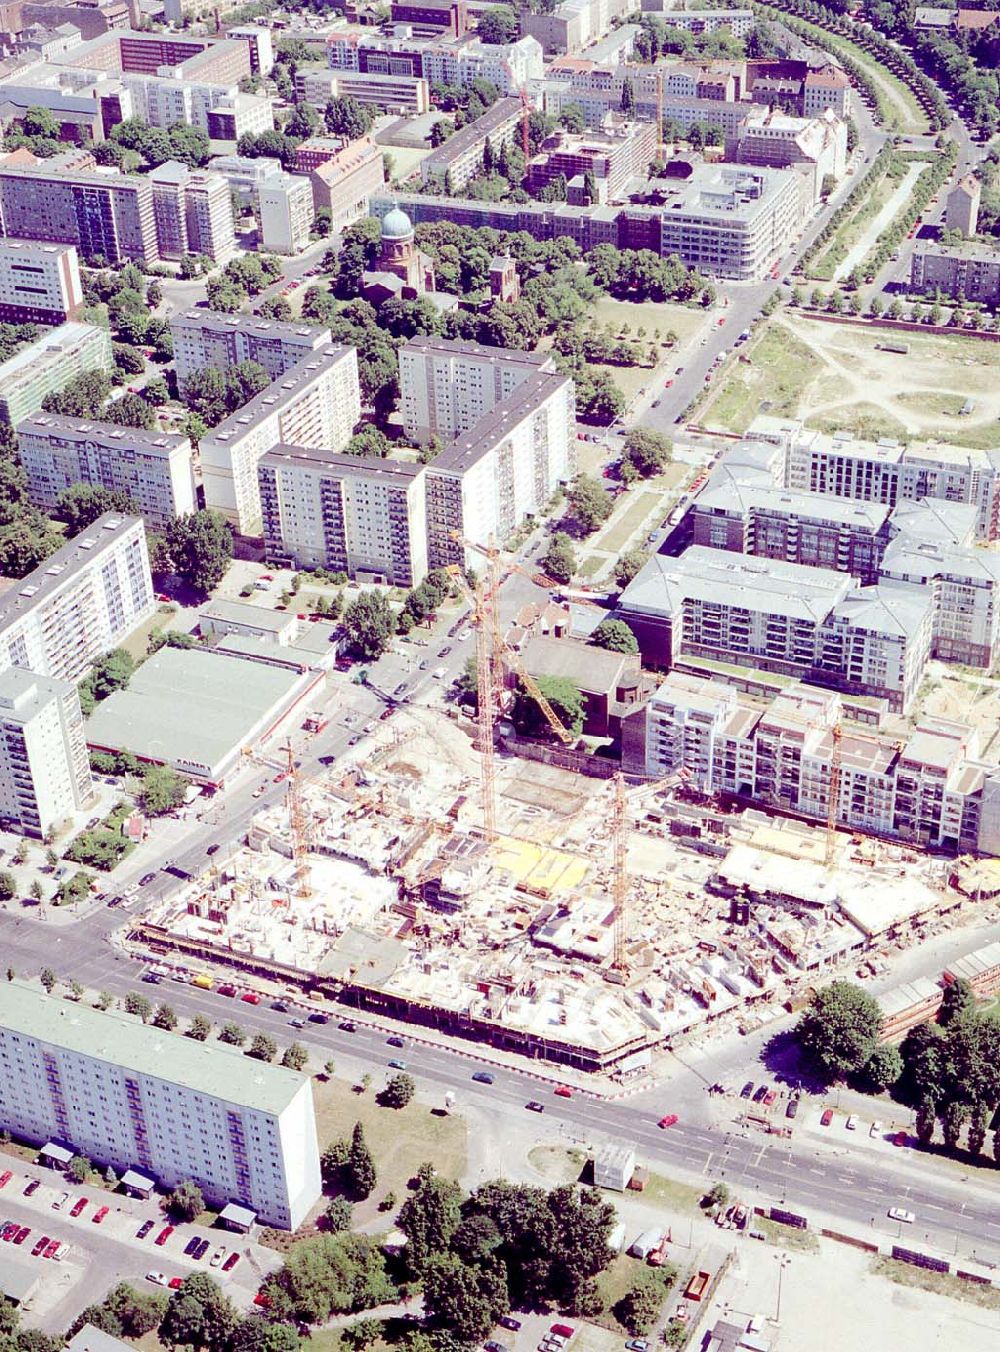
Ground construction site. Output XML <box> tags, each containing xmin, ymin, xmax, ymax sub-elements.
<box><xmin>128</xmin><ymin>552</ymin><xmax>975</xmax><ymax>1075</ymax></box>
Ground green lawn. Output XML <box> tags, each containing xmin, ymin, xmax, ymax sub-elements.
<box><xmin>119</xmin><ymin>604</ymin><xmax>179</xmax><ymax>662</ymax></box>
<box><xmin>807</xmin><ymin>164</ymin><xmax>900</xmax><ymax>281</ymax></box>
<box><xmin>589</xmin><ymin>297</ymin><xmax>707</xmax><ymax>348</ymax></box>
<box><xmin>594</xmin><ymin>1253</ymin><xmax>679</xmax><ymax>1336</ymax></box>
<box><xmin>597</xmin><ymin>491</ymin><xmax>663</xmax><ymax>554</ymax></box>
<box><xmin>701</xmin><ymin>324</ymin><xmax>820</xmax><ymax>433</ymax></box>
<box><xmin>640</xmin><ymin>1172</ymin><xmax>703</xmax><ymax>1215</ymax></box>
<box><xmin>753</xmin><ymin>1215</ymin><xmax>819</xmax><ymax>1253</ymax></box>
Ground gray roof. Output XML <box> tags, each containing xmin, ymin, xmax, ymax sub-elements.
<box><xmin>0</xmin><ymin>514</ymin><xmax>141</xmax><ymax>636</ymax></box>
<box><xmin>203</xmin><ymin>346</ymin><xmax>355</xmax><ymax>446</ymax></box>
<box><xmin>200</xmin><ymin>599</ymin><xmax>297</xmax><ymax>634</ymax></box>
<box><xmin>263</xmin><ymin>443</ymin><xmax>424</xmax><ymax>484</ymax></box>
<box><xmin>0</xmin><ymin>981</ymin><xmax>308</xmax><ymax>1116</ymax></box>
<box><xmin>522</xmin><ymin>634</ymin><xmax>633</xmax><ymax>696</ymax></box>
<box><xmin>832</xmin><ymin>582</ymin><xmax>933</xmax><ymax>641</ymax></box>
<box><xmin>17</xmin><ymin>412</ymin><xmax>186</xmax><ymax>456</ymax></box>
<box><xmin>695</xmin><ymin>477</ymin><xmax>891</xmax><ymax>531</ymax></box>
<box><xmin>0</xmin><ymin>1249</ymin><xmax>39</xmax><ymax>1305</ymax></box>
<box><xmin>402</xmin><ymin>334</ymin><xmax>552</xmax><ymax>369</ymax></box>
<box><xmin>0</xmin><ymin>321</ymin><xmax>106</xmax><ymax>386</ymax></box>
<box><xmin>888</xmin><ymin>498</ymin><xmax>977</xmax><ymax>546</ymax></box>
<box><xmin>66</xmin><ymin>1326</ymin><xmax>134</xmax><ymax>1352</ymax></box>
<box><xmin>431</xmin><ymin>372</ymin><xmax>572</xmax><ymax>477</ymax></box>
<box><xmin>170</xmin><ymin>309</ymin><xmax>331</xmax><ymax>346</ymax></box>
<box><xmin>421</xmin><ymin>96</ymin><xmax>521</xmax><ymax>173</ymax></box>
<box><xmin>880</xmin><ymin>536</ymin><xmax>1000</xmax><ymax>588</ymax></box>
<box><xmin>85</xmin><ymin>645</ymin><xmax>310</xmax><ymax>776</ymax></box>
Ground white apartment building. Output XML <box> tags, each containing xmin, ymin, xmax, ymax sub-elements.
<box><xmin>0</xmin><ymin>984</ymin><xmax>322</xmax><ymax>1229</ymax></box>
<box><xmin>0</xmin><ymin>240</ymin><xmax>82</xmax><ymax>326</ymax></box>
<box><xmin>200</xmin><ymin>347</ymin><xmax>361</xmax><ymax>536</ymax></box>
<box><xmin>765</xmin><ymin>419</ymin><xmax>1000</xmax><ymax>542</ymax></box>
<box><xmin>420</xmin><ymin>36</ymin><xmax>544</xmax><ymax>93</ymax></box>
<box><xmin>294</xmin><ymin>68</ymin><xmax>430</xmax><ymax>115</ymax></box>
<box><xmin>0</xmin><ymin>668</ymin><xmax>92</xmax><ymax>838</ymax></box>
<box><xmin>0</xmin><ymin>322</ymin><xmax>113</xmax><ymax>428</ymax></box>
<box><xmin>425</xmin><ymin>369</ymin><xmax>576</xmax><ymax>569</ymax></box>
<box><xmin>170</xmin><ymin>311</ymin><xmax>333</xmax><ymax>393</ymax></box>
<box><xmin>258</xmin><ymin>172</ymin><xmax>313</xmax><ymax>255</ymax></box>
<box><xmin>644</xmin><ymin>672</ymin><xmax>1000</xmax><ymax>856</ymax></box>
<box><xmin>0</xmin><ymin>514</ymin><xmax>154</xmax><ymax>685</ymax></box>
<box><xmin>399</xmin><ymin>335</ymin><xmax>556</xmax><ymax>442</ymax></box>
<box><xmin>206</xmin><ymin>155</ymin><xmax>287</xmax><ymax>207</ymax></box>
<box><xmin>259</xmin><ymin>445</ymin><xmax>428</xmax><ymax>587</ymax></box>
<box><xmin>149</xmin><ymin>162</ymin><xmax>236</xmax><ymax>263</ymax></box>
<box><xmin>16</xmin><ymin>414</ymin><xmax>196</xmax><ymax>529</ymax></box>
<box><xmin>121</xmin><ymin>74</ymin><xmax>274</xmax><ymax>142</ymax></box>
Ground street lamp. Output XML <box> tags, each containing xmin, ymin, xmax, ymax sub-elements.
<box><xmin>773</xmin><ymin>1253</ymin><xmax>790</xmax><ymax>1325</ymax></box>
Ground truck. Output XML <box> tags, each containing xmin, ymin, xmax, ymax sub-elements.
<box><xmin>443</xmin><ymin>1091</ymin><xmax>457</xmax><ymax>1114</ymax></box>
<box><xmin>303</xmin><ymin>710</ymin><xmax>329</xmax><ymax>734</ymax></box>
<box><xmin>684</xmin><ymin>1270</ymin><xmax>711</xmax><ymax>1302</ymax></box>
<box><xmin>647</xmin><ymin>1236</ymin><xmax>671</xmax><ymax>1267</ymax></box>
<box><xmin>629</xmin><ymin>1228</ymin><xmax>664</xmax><ymax>1260</ymax></box>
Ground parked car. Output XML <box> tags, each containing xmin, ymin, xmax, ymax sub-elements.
<box><xmin>892</xmin><ymin>1130</ymin><xmax>908</xmax><ymax>1147</ymax></box>
<box><xmin>740</xmin><ymin>1082</ymin><xmax>754</xmax><ymax>1099</ymax></box>
<box><xmin>785</xmin><ymin>1099</ymin><xmax>799</xmax><ymax>1120</ymax></box>
<box><xmin>387</xmin><ymin>1035</ymin><xmax>406</xmax><ymax>1048</ymax></box>
<box><xmin>169</xmin><ymin>1277</ymin><xmax>183</xmax><ymax>1290</ymax></box>
<box><xmin>136</xmin><ymin>1219</ymin><xmax>155</xmax><ymax>1239</ymax></box>
<box><xmin>13</xmin><ymin>1227</ymin><xmax>29</xmax><ymax>1245</ymax></box>
<box><xmin>146</xmin><ymin>1271</ymin><xmax>168</xmax><ymax>1286</ymax></box>
<box><xmin>31</xmin><ymin>1236</ymin><xmax>49</xmax><ymax>1257</ymax></box>
<box><xmin>553</xmin><ymin>1085</ymin><xmax>573</xmax><ymax>1098</ymax></box>
<box><xmin>338</xmin><ymin>1021</ymin><xmax>357</xmax><ymax>1032</ymax></box>
<box><xmin>92</xmin><ymin>1205</ymin><xmax>109</xmax><ymax>1224</ymax></box>
<box><xmin>210</xmin><ymin>1246</ymin><xmax>227</xmax><ymax>1267</ymax></box>
<box><xmin>222</xmin><ymin>1252</ymin><xmax>240</xmax><ymax>1273</ymax></box>
<box><xmin>69</xmin><ymin>1197</ymin><xmax>87</xmax><ymax>1219</ymax></box>
<box><xmin>763</xmin><ymin>1090</ymin><xmax>777</xmax><ymax>1107</ymax></box>
<box><xmin>0</xmin><ymin>1171</ymin><xmax>12</xmax><ymax>1190</ymax></box>
<box><xmin>499</xmin><ymin>1316</ymin><xmax>522</xmax><ymax>1331</ymax></box>
<box><xmin>525</xmin><ymin>1101</ymin><xmax>545</xmax><ymax>1113</ymax></box>
<box><xmin>139</xmin><ymin>872</ymin><xmax>157</xmax><ymax>886</ymax></box>
<box><xmin>43</xmin><ymin>1239</ymin><xmax>59</xmax><ymax>1259</ymax></box>
<box><xmin>23</xmin><ymin>1179</ymin><xmax>39</xmax><ymax>1197</ymax></box>
<box><xmin>217</xmin><ymin>984</ymin><xmax>237</xmax><ymax>998</ymax></box>
<box><xmin>753</xmin><ymin>1085</ymin><xmax>768</xmax><ymax>1103</ymax></box>
<box><xmin>820</xmin><ymin>1108</ymin><xmax>834</xmax><ymax>1127</ymax></box>
<box><xmin>308</xmin><ymin>1012</ymin><xmax>328</xmax><ymax>1024</ymax></box>
<box><xmin>888</xmin><ymin>1207</ymin><xmax>915</xmax><ymax>1224</ymax></box>
<box><xmin>184</xmin><ymin>1237</ymin><xmax>200</xmax><ymax>1257</ymax></box>
<box><xmin>846</xmin><ymin>1114</ymin><xmax>858</xmax><ymax>1131</ymax></box>
<box><xmin>471</xmin><ymin>1071</ymin><xmax>495</xmax><ymax>1085</ymax></box>
<box><xmin>155</xmin><ymin>1224</ymin><xmax>174</xmax><ymax>1246</ymax></box>
<box><xmin>240</xmin><ymin>992</ymin><xmax>261</xmax><ymax>1005</ymax></box>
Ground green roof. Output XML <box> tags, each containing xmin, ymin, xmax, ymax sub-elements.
<box><xmin>0</xmin><ymin>983</ymin><xmax>308</xmax><ymax>1116</ymax></box>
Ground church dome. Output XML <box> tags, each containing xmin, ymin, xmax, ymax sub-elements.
<box><xmin>381</xmin><ymin>206</ymin><xmax>414</xmax><ymax>239</ymax></box>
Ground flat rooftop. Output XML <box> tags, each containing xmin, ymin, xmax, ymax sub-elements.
<box><xmin>203</xmin><ymin>345</ymin><xmax>355</xmax><ymax>445</ymax></box>
<box><xmin>264</xmin><ymin>443</ymin><xmax>424</xmax><ymax>484</ymax></box>
<box><xmin>17</xmin><ymin>411</ymin><xmax>186</xmax><ymax>455</ymax></box>
<box><xmin>0</xmin><ymin>982</ymin><xmax>308</xmax><ymax>1115</ymax></box>
<box><xmin>85</xmin><ymin>645</ymin><xmax>309</xmax><ymax>776</ymax></box>
<box><xmin>171</xmin><ymin>310</ymin><xmax>331</xmax><ymax>345</ymax></box>
<box><xmin>431</xmin><ymin>372</ymin><xmax>571</xmax><ymax>477</ymax></box>
<box><xmin>0</xmin><ymin>320</ymin><xmax>104</xmax><ymax>384</ymax></box>
<box><xmin>0</xmin><ymin>513</ymin><xmax>140</xmax><ymax>634</ymax></box>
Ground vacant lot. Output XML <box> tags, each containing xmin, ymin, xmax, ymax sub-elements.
<box><xmin>702</xmin><ymin>314</ymin><xmax>1000</xmax><ymax>447</ymax></box>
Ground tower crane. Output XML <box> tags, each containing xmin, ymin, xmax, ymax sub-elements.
<box><xmin>825</xmin><ymin>722</ymin><xmax>842</xmax><ymax>870</ymax></box>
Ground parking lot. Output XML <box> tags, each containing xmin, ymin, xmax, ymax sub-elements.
<box><xmin>0</xmin><ymin>1159</ymin><xmax>280</xmax><ymax>1333</ymax></box>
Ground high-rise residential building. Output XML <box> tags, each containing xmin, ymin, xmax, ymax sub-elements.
<box><xmin>0</xmin><ymin>983</ymin><xmax>322</xmax><ymax>1229</ymax></box>
<box><xmin>617</xmin><ymin>546</ymin><xmax>933</xmax><ymax>712</ymax></box>
<box><xmin>149</xmin><ymin>162</ymin><xmax>236</xmax><ymax>263</ymax></box>
<box><xmin>259</xmin><ymin>446</ymin><xmax>428</xmax><ymax>587</ymax></box>
<box><xmin>325</xmin><ymin>30</ymin><xmax>542</xmax><ymax>93</ymax></box>
<box><xmin>226</xmin><ymin>25</ymin><xmax>275</xmax><ymax>76</ymax></box>
<box><xmin>169</xmin><ymin>310</ymin><xmax>333</xmax><ymax>394</ymax></box>
<box><xmin>0</xmin><ymin>322</ymin><xmax>113</xmax><ymax>426</ymax></box>
<box><xmin>399</xmin><ymin>335</ymin><xmax>555</xmax><ymax>442</ymax></box>
<box><xmin>0</xmin><ymin>239</ymin><xmax>82</xmax><ymax>326</ymax></box>
<box><xmin>119</xmin><ymin>73</ymin><xmax>274</xmax><ymax>143</ymax></box>
<box><xmin>0</xmin><ymin>514</ymin><xmax>154</xmax><ymax>685</ymax></box>
<box><xmin>0</xmin><ymin>668</ymin><xmax>92</xmax><ymax>838</ymax></box>
<box><xmin>16</xmin><ymin>414</ymin><xmax>196</xmax><ymax>529</ymax></box>
<box><xmin>200</xmin><ymin>347</ymin><xmax>361</xmax><ymax>535</ymax></box>
<box><xmin>258</xmin><ymin>172</ymin><xmax>313</xmax><ymax>255</ymax></box>
<box><xmin>55</xmin><ymin>29</ymin><xmax>251</xmax><ymax>85</ymax></box>
<box><xmin>525</xmin><ymin>116</ymin><xmax>659</xmax><ymax>203</ymax></box>
<box><xmin>305</xmin><ymin>138</ymin><xmax>384</xmax><ymax>231</ymax></box>
<box><xmin>644</xmin><ymin>672</ymin><xmax>1000</xmax><ymax>856</ymax></box>
<box><xmin>424</xmin><ymin>369</ymin><xmax>576</xmax><ymax>569</ymax></box>
<box><xmin>0</xmin><ymin>156</ymin><xmax>159</xmax><ymax>264</ymax></box>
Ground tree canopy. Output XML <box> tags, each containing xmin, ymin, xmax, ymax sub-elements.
<box><xmin>512</xmin><ymin>676</ymin><xmax>584</xmax><ymax>739</ymax></box>
<box><xmin>796</xmin><ymin>981</ymin><xmax>883</xmax><ymax>1081</ymax></box>
<box><xmin>591</xmin><ymin>618</ymin><xmax>638</xmax><ymax>654</ymax></box>
<box><xmin>163</xmin><ymin>511</ymin><xmax>233</xmax><ymax>594</ymax></box>
<box><xmin>343</xmin><ymin>590</ymin><xmax>395</xmax><ymax>659</ymax></box>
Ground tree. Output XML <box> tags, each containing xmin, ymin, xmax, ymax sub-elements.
<box><xmin>282</xmin><ymin>1042</ymin><xmax>308</xmax><ymax>1071</ymax></box>
<box><xmin>169</xmin><ymin>1180</ymin><xmax>205</xmax><ymax>1223</ymax></box>
<box><xmin>67</xmin><ymin>1155</ymin><xmax>90</xmax><ymax>1184</ymax></box>
<box><xmin>512</xmin><ymin>675</ymin><xmax>584</xmax><ymax>739</ymax></box>
<box><xmin>219</xmin><ymin>1021</ymin><xmax>246</xmax><ymax>1046</ymax></box>
<box><xmin>938</xmin><ymin>977</ymin><xmax>975</xmax><ymax>1027</ymax></box>
<box><xmin>899</xmin><ymin>1022</ymin><xmax>946</xmax><ymax>1107</ymax></box>
<box><xmin>324</xmin><ymin>96</ymin><xmax>374</xmax><ymax>140</ymax></box>
<box><xmin>344</xmin><ymin>424</ymin><xmax>391</xmax><ymax>459</ymax></box>
<box><xmin>795</xmin><ymin>981</ymin><xmax>883</xmax><ymax>1080</ymax></box>
<box><xmin>325</xmin><ymin>1196</ymin><xmax>354</xmax><ymax>1233</ymax></box>
<box><xmin>137</xmin><ymin>764</ymin><xmax>188</xmax><ymax>816</ymax></box>
<box><xmin>30</xmin><ymin>879</ymin><xmax>44</xmax><ymax>904</ymax></box>
<box><xmin>423</xmin><ymin>1253</ymin><xmax>508</xmax><ymax>1343</ymax></box>
<box><xmin>152</xmin><ymin>1002</ymin><xmax>178</xmax><ymax>1031</ymax></box>
<box><xmin>568</xmin><ymin>474</ymin><xmax>613</xmax><ymax>533</ymax></box>
<box><xmin>346</xmin><ymin>1122</ymin><xmax>376</xmax><ymax>1200</ymax></box>
<box><xmin>616</xmin><ymin>1279</ymin><xmax>664</xmax><ymax>1336</ymax></box>
<box><xmin>249</xmin><ymin>1032</ymin><xmax>278</xmax><ymax>1062</ymax></box>
<box><xmin>268</xmin><ymin>1231</ymin><xmax>394</xmax><ymax>1322</ymax></box>
<box><xmin>187</xmin><ymin>1013</ymin><xmax>212</xmax><ymax>1041</ymax></box>
<box><xmin>124</xmin><ymin>991</ymin><xmax>153</xmax><ymax>1023</ymax></box>
<box><xmin>621</xmin><ymin>428</ymin><xmax>671</xmax><ymax>480</ymax></box>
<box><xmin>161</xmin><ymin>1272</ymin><xmax>237</xmax><ymax>1349</ymax></box>
<box><xmin>96</xmin><ymin>990</ymin><xmax>113</xmax><ymax>1011</ymax></box>
<box><xmin>543</xmin><ymin>531</ymin><xmax>577</xmax><ymax>584</ymax></box>
<box><xmin>941</xmin><ymin>1099</ymin><xmax>967</xmax><ymax>1151</ymax></box>
<box><xmin>343</xmin><ymin>590</ymin><xmax>395</xmax><ymax>660</ymax></box>
<box><xmin>0</xmin><ymin>872</ymin><xmax>15</xmax><ymax>901</ymax></box>
<box><xmin>967</xmin><ymin>1103</ymin><xmax>988</xmax><ymax>1157</ymax></box>
<box><xmin>163</xmin><ymin>511</ymin><xmax>233</xmax><ymax>595</ymax></box>
<box><xmin>379</xmin><ymin>1072</ymin><xmax>415</xmax><ymax>1109</ymax></box>
<box><xmin>915</xmin><ymin>1098</ymin><xmax>937</xmax><ymax>1146</ymax></box>
<box><xmin>614</xmin><ymin>550</ymin><xmax>647</xmax><ymax>591</ymax></box>
<box><xmin>57</xmin><ymin>485</ymin><xmax>137</xmax><ymax>534</ymax></box>
<box><xmin>104</xmin><ymin>392</ymin><xmax>157</xmax><ymax>430</ymax></box>
<box><xmin>858</xmin><ymin>1042</ymin><xmax>902</xmax><ymax>1094</ymax></box>
<box><xmin>477</xmin><ymin>4</ymin><xmax>518</xmax><ymax>44</ymax></box>
<box><xmin>591</xmin><ymin>618</ymin><xmax>638</xmax><ymax>654</ymax></box>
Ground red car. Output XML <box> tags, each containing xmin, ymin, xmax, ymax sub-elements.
<box><xmin>156</xmin><ymin>593</ymin><xmax>171</xmax><ymax>603</ymax></box>
<box><xmin>222</xmin><ymin>1252</ymin><xmax>240</xmax><ymax>1273</ymax></box>
<box><xmin>92</xmin><ymin>1206</ymin><xmax>109</xmax><ymax>1224</ymax></box>
<box><xmin>155</xmin><ymin>1225</ymin><xmax>173</xmax><ymax>1247</ymax></box>
<box><xmin>14</xmin><ymin>1227</ymin><xmax>29</xmax><ymax>1245</ymax></box>
<box><xmin>31</xmin><ymin>1236</ymin><xmax>49</xmax><ymax>1257</ymax></box>
<box><xmin>0</xmin><ymin>1171</ymin><xmax>11</xmax><ymax>1189</ymax></box>
<box><xmin>763</xmin><ymin>1090</ymin><xmax>777</xmax><ymax>1106</ymax></box>
<box><xmin>554</xmin><ymin>1085</ymin><xmax>573</xmax><ymax>1098</ymax></box>
<box><xmin>253</xmin><ymin>1292</ymin><xmax>271</xmax><ymax>1309</ymax></box>
<box><xmin>259</xmin><ymin>574</ymin><xmax>273</xmax><ymax>581</ymax></box>
<box><xmin>273</xmin><ymin>773</ymin><xmax>286</xmax><ymax>784</ymax></box>
<box><xmin>241</xmin><ymin>992</ymin><xmax>261</xmax><ymax>1005</ymax></box>
<box><xmin>169</xmin><ymin>1277</ymin><xmax>183</xmax><ymax>1290</ymax></box>
<box><xmin>43</xmin><ymin>1240</ymin><xmax>59</xmax><ymax>1259</ymax></box>
<box><xmin>658</xmin><ymin>1113</ymin><xmax>679</xmax><ymax>1129</ymax></box>
<box><xmin>551</xmin><ymin>1325</ymin><xmax>575</xmax><ymax>1339</ymax></box>
<box><xmin>892</xmin><ymin>1130</ymin><xmax>908</xmax><ymax>1147</ymax></box>
<box><xmin>218</xmin><ymin>984</ymin><xmax>237</xmax><ymax>997</ymax></box>
<box><xmin>821</xmin><ymin>1108</ymin><xmax>834</xmax><ymax>1127</ymax></box>
<box><xmin>717</xmin><ymin>316</ymin><xmax>725</xmax><ymax>326</ymax></box>
<box><xmin>70</xmin><ymin>1197</ymin><xmax>88</xmax><ymax>1218</ymax></box>
<box><xmin>664</xmin><ymin>378</ymin><xmax>673</xmax><ymax>388</ymax></box>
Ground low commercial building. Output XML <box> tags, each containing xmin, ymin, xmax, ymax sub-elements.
<box><xmin>0</xmin><ymin>239</ymin><xmax>82</xmax><ymax>326</ymax></box>
<box><xmin>149</xmin><ymin>161</ymin><xmax>236</xmax><ymax>263</ymax></box>
<box><xmin>644</xmin><ymin>671</ymin><xmax>1000</xmax><ymax>855</ymax></box>
<box><xmin>170</xmin><ymin>310</ymin><xmax>333</xmax><ymax>393</ymax></box>
<box><xmin>16</xmin><ymin>413</ymin><xmax>196</xmax><ymax>529</ymax></box>
<box><xmin>307</xmin><ymin>137</ymin><xmax>385</xmax><ymax>228</ymax></box>
<box><xmin>944</xmin><ymin>939</ymin><xmax>1000</xmax><ymax>998</ymax></box>
<box><xmin>200</xmin><ymin>346</ymin><xmax>361</xmax><ymax>536</ymax></box>
<box><xmin>259</xmin><ymin>445</ymin><xmax>428</xmax><ymax>587</ymax></box>
<box><xmin>425</xmin><ymin>369</ymin><xmax>576</xmax><ymax>569</ymax></box>
<box><xmin>0</xmin><ymin>321</ymin><xmax>112</xmax><ymax>426</ymax></box>
<box><xmin>0</xmin><ymin>514</ymin><xmax>154</xmax><ymax>686</ymax></box>
<box><xmin>909</xmin><ymin>241</ymin><xmax>1000</xmax><ymax>303</ymax></box>
<box><xmin>0</xmin><ymin>982</ymin><xmax>321</xmax><ymax>1229</ymax></box>
<box><xmin>0</xmin><ymin>667</ymin><xmax>92</xmax><ymax>838</ymax></box>
<box><xmin>617</xmin><ymin>546</ymin><xmax>933</xmax><ymax>712</ymax></box>
<box><xmin>420</xmin><ymin>96</ymin><xmax>522</xmax><ymax>191</ymax></box>
<box><xmin>592</xmin><ymin>1143</ymin><xmax>635</xmax><ymax>1190</ymax></box>
<box><xmin>258</xmin><ymin>171</ymin><xmax>313</xmax><ymax>254</ymax></box>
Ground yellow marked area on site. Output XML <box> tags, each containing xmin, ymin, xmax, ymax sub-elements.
<box><xmin>491</xmin><ymin>835</ymin><xmax>591</xmax><ymax>895</ymax></box>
